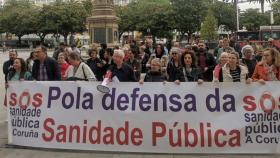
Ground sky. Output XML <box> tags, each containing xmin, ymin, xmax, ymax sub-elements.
<box><xmin>238</xmin><ymin>1</ymin><xmax>271</xmax><ymax>12</ymax></box>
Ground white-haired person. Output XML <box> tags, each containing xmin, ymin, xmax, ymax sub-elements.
<box><xmin>107</xmin><ymin>49</ymin><xmax>137</xmax><ymax>82</ymax></box>
<box><xmin>218</xmin><ymin>51</ymin><xmax>251</xmax><ymax>83</ymax></box>
<box><xmin>213</xmin><ymin>52</ymin><xmax>229</xmax><ymax>81</ymax></box>
<box><xmin>139</xmin><ymin>58</ymin><xmax>167</xmax><ymax>83</ymax></box>
<box><xmin>65</xmin><ymin>52</ymin><xmax>96</xmax><ymax>81</ymax></box>
<box><xmin>240</xmin><ymin>45</ymin><xmax>257</xmax><ymax>78</ymax></box>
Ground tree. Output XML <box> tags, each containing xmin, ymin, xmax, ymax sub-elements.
<box><xmin>116</xmin><ymin>0</ymin><xmax>174</xmax><ymax>41</ymax></box>
<box><xmin>210</xmin><ymin>1</ymin><xmax>236</xmax><ymax>31</ymax></box>
<box><xmin>240</xmin><ymin>8</ymin><xmax>270</xmax><ymax>31</ymax></box>
<box><xmin>82</xmin><ymin>0</ymin><xmax>94</xmax><ymax>16</ymax></box>
<box><xmin>1</xmin><ymin>0</ymin><xmax>37</xmax><ymax>46</ymax></box>
<box><xmin>200</xmin><ymin>10</ymin><xmax>218</xmax><ymax>42</ymax></box>
<box><xmin>48</xmin><ymin>0</ymin><xmax>88</xmax><ymax>44</ymax></box>
<box><xmin>170</xmin><ymin>0</ymin><xmax>208</xmax><ymax>41</ymax></box>
<box><xmin>272</xmin><ymin>1</ymin><xmax>280</xmax><ymax>25</ymax></box>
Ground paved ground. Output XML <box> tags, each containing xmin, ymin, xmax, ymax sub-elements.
<box><xmin>0</xmin><ymin>49</ymin><xmax>279</xmax><ymax>158</ymax></box>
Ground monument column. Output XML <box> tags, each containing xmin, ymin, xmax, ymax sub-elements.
<box><xmin>87</xmin><ymin>0</ymin><xmax>119</xmax><ymax>46</ymax></box>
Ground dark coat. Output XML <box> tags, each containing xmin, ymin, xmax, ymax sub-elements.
<box><xmin>32</xmin><ymin>57</ymin><xmax>61</xmax><ymax>81</ymax></box>
<box><xmin>144</xmin><ymin>71</ymin><xmax>166</xmax><ymax>82</ymax></box>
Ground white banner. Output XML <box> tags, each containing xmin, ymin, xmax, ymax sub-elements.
<box><xmin>7</xmin><ymin>81</ymin><xmax>280</xmax><ymax>153</ymax></box>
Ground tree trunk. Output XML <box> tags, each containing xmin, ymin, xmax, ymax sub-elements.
<box><xmin>63</xmin><ymin>33</ymin><xmax>68</xmax><ymax>44</ymax></box>
<box><xmin>17</xmin><ymin>35</ymin><xmax>22</xmax><ymax>47</ymax></box>
<box><xmin>261</xmin><ymin>0</ymin><xmax>264</xmax><ymax>13</ymax></box>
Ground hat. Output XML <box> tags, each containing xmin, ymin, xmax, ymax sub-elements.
<box><xmin>268</xmin><ymin>38</ymin><xmax>274</xmax><ymax>42</ymax></box>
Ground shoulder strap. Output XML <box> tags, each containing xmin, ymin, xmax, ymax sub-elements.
<box><xmin>82</xmin><ymin>64</ymin><xmax>87</xmax><ymax>80</ymax></box>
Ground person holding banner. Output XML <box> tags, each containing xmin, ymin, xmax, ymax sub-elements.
<box><xmin>7</xmin><ymin>58</ymin><xmax>32</xmax><ymax>81</ymax></box>
<box><xmin>213</xmin><ymin>52</ymin><xmax>229</xmax><ymax>81</ymax></box>
<box><xmin>107</xmin><ymin>49</ymin><xmax>136</xmax><ymax>82</ymax></box>
<box><xmin>139</xmin><ymin>58</ymin><xmax>167</xmax><ymax>83</ymax></box>
<box><xmin>218</xmin><ymin>51</ymin><xmax>250</xmax><ymax>83</ymax></box>
<box><xmin>65</xmin><ymin>52</ymin><xmax>96</xmax><ymax>81</ymax></box>
<box><xmin>167</xmin><ymin>47</ymin><xmax>185</xmax><ymax>84</ymax></box>
<box><xmin>181</xmin><ymin>50</ymin><xmax>204</xmax><ymax>84</ymax></box>
<box><xmin>252</xmin><ymin>48</ymin><xmax>280</xmax><ymax>84</ymax></box>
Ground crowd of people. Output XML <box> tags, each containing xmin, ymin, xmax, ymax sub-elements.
<box><xmin>3</xmin><ymin>37</ymin><xmax>280</xmax><ymax>88</ymax></box>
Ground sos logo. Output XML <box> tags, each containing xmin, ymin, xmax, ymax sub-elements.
<box><xmin>9</xmin><ymin>90</ymin><xmax>43</xmax><ymax>109</ymax></box>
<box><xmin>243</xmin><ymin>91</ymin><xmax>280</xmax><ymax>113</ymax></box>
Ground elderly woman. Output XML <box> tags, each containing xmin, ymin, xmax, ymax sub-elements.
<box><xmin>86</xmin><ymin>49</ymin><xmax>104</xmax><ymax>81</ymax></box>
<box><xmin>240</xmin><ymin>45</ymin><xmax>257</xmax><ymax>78</ymax></box>
<box><xmin>213</xmin><ymin>52</ymin><xmax>229</xmax><ymax>81</ymax></box>
<box><xmin>57</xmin><ymin>53</ymin><xmax>70</xmax><ymax>80</ymax></box>
<box><xmin>139</xmin><ymin>58</ymin><xmax>167</xmax><ymax>83</ymax></box>
<box><xmin>167</xmin><ymin>47</ymin><xmax>184</xmax><ymax>83</ymax></box>
<box><xmin>65</xmin><ymin>52</ymin><xmax>96</xmax><ymax>81</ymax></box>
<box><xmin>181</xmin><ymin>50</ymin><xmax>203</xmax><ymax>84</ymax></box>
<box><xmin>219</xmin><ymin>52</ymin><xmax>250</xmax><ymax>82</ymax></box>
<box><xmin>252</xmin><ymin>48</ymin><xmax>280</xmax><ymax>83</ymax></box>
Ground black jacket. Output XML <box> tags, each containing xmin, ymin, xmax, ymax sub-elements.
<box><xmin>3</xmin><ymin>60</ymin><xmax>14</xmax><ymax>82</ymax></box>
<box><xmin>32</xmin><ymin>57</ymin><xmax>61</xmax><ymax>81</ymax></box>
<box><xmin>144</xmin><ymin>71</ymin><xmax>166</xmax><ymax>82</ymax></box>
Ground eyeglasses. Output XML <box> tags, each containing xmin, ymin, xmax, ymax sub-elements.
<box><xmin>172</xmin><ymin>53</ymin><xmax>178</xmax><ymax>55</ymax></box>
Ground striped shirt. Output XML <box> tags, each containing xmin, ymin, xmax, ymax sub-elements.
<box><xmin>38</xmin><ymin>63</ymin><xmax>48</xmax><ymax>81</ymax></box>
<box><xmin>230</xmin><ymin>69</ymin><xmax>240</xmax><ymax>82</ymax></box>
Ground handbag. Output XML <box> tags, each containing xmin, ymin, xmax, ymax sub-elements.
<box><xmin>66</xmin><ymin>65</ymin><xmax>88</xmax><ymax>81</ymax></box>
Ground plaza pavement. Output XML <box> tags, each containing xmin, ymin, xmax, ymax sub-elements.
<box><xmin>0</xmin><ymin>49</ymin><xmax>279</xmax><ymax>158</ymax></box>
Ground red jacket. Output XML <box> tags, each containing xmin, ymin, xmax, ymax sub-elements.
<box><xmin>252</xmin><ymin>62</ymin><xmax>280</xmax><ymax>81</ymax></box>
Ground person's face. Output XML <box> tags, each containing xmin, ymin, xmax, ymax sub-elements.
<box><xmin>224</xmin><ymin>41</ymin><xmax>229</xmax><ymax>47</ymax></box>
<box><xmin>58</xmin><ymin>55</ymin><xmax>65</xmax><ymax>64</ymax></box>
<box><xmin>228</xmin><ymin>53</ymin><xmax>238</xmax><ymax>67</ymax></box>
<box><xmin>171</xmin><ymin>51</ymin><xmax>179</xmax><ymax>59</ymax></box>
<box><xmin>244</xmin><ymin>50</ymin><xmax>253</xmax><ymax>59</ymax></box>
<box><xmin>220</xmin><ymin>53</ymin><xmax>229</xmax><ymax>66</ymax></box>
<box><xmin>263</xmin><ymin>50</ymin><xmax>273</xmax><ymax>64</ymax></box>
<box><xmin>256</xmin><ymin>50</ymin><xmax>263</xmax><ymax>56</ymax></box>
<box><xmin>128</xmin><ymin>51</ymin><xmax>134</xmax><ymax>59</ymax></box>
<box><xmin>34</xmin><ymin>47</ymin><xmax>45</xmax><ymax>60</ymax></box>
<box><xmin>219</xmin><ymin>41</ymin><xmax>224</xmax><ymax>47</ymax></box>
<box><xmin>113</xmin><ymin>54</ymin><xmax>123</xmax><ymax>65</ymax></box>
<box><xmin>184</xmin><ymin>54</ymin><xmax>192</xmax><ymax>66</ymax></box>
<box><xmin>156</xmin><ymin>45</ymin><xmax>162</xmax><ymax>53</ymax></box>
<box><xmin>90</xmin><ymin>51</ymin><xmax>97</xmax><ymax>59</ymax></box>
<box><xmin>13</xmin><ymin>59</ymin><xmax>21</xmax><ymax>70</ymax></box>
<box><xmin>198</xmin><ymin>43</ymin><xmax>205</xmax><ymax>49</ymax></box>
<box><xmin>9</xmin><ymin>51</ymin><xmax>17</xmax><ymax>61</ymax></box>
<box><xmin>150</xmin><ymin>60</ymin><xmax>161</xmax><ymax>72</ymax></box>
<box><xmin>104</xmin><ymin>52</ymin><xmax>109</xmax><ymax>59</ymax></box>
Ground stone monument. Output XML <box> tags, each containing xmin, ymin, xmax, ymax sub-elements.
<box><xmin>87</xmin><ymin>0</ymin><xmax>119</xmax><ymax>46</ymax></box>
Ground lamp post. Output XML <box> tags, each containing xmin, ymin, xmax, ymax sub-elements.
<box><xmin>236</xmin><ymin>0</ymin><xmax>240</xmax><ymax>31</ymax></box>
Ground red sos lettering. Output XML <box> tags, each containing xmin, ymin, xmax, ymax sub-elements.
<box><xmin>243</xmin><ymin>91</ymin><xmax>280</xmax><ymax>113</ymax></box>
<box><xmin>9</xmin><ymin>90</ymin><xmax>43</xmax><ymax>109</ymax></box>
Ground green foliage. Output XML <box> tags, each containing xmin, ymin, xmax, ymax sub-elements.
<box><xmin>200</xmin><ymin>10</ymin><xmax>218</xmax><ymax>42</ymax></box>
<box><xmin>170</xmin><ymin>0</ymin><xmax>207</xmax><ymax>40</ymax></box>
<box><xmin>272</xmin><ymin>1</ymin><xmax>280</xmax><ymax>25</ymax></box>
<box><xmin>1</xmin><ymin>0</ymin><xmax>37</xmax><ymax>44</ymax></box>
<box><xmin>82</xmin><ymin>0</ymin><xmax>94</xmax><ymax>16</ymax></box>
<box><xmin>0</xmin><ymin>0</ymin><xmax>90</xmax><ymax>44</ymax></box>
<box><xmin>116</xmin><ymin>0</ymin><xmax>174</xmax><ymax>39</ymax></box>
<box><xmin>209</xmin><ymin>1</ymin><xmax>236</xmax><ymax>31</ymax></box>
<box><xmin>240</xmin><ymin>8</ymin><xmax>270</xmax><ymax>31</ymax></box>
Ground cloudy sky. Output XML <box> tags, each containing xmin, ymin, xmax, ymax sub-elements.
<box><xmin>238</xmin><ymin>1</ymin><xmax>271</xmax><ymax>11</ymax></box>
